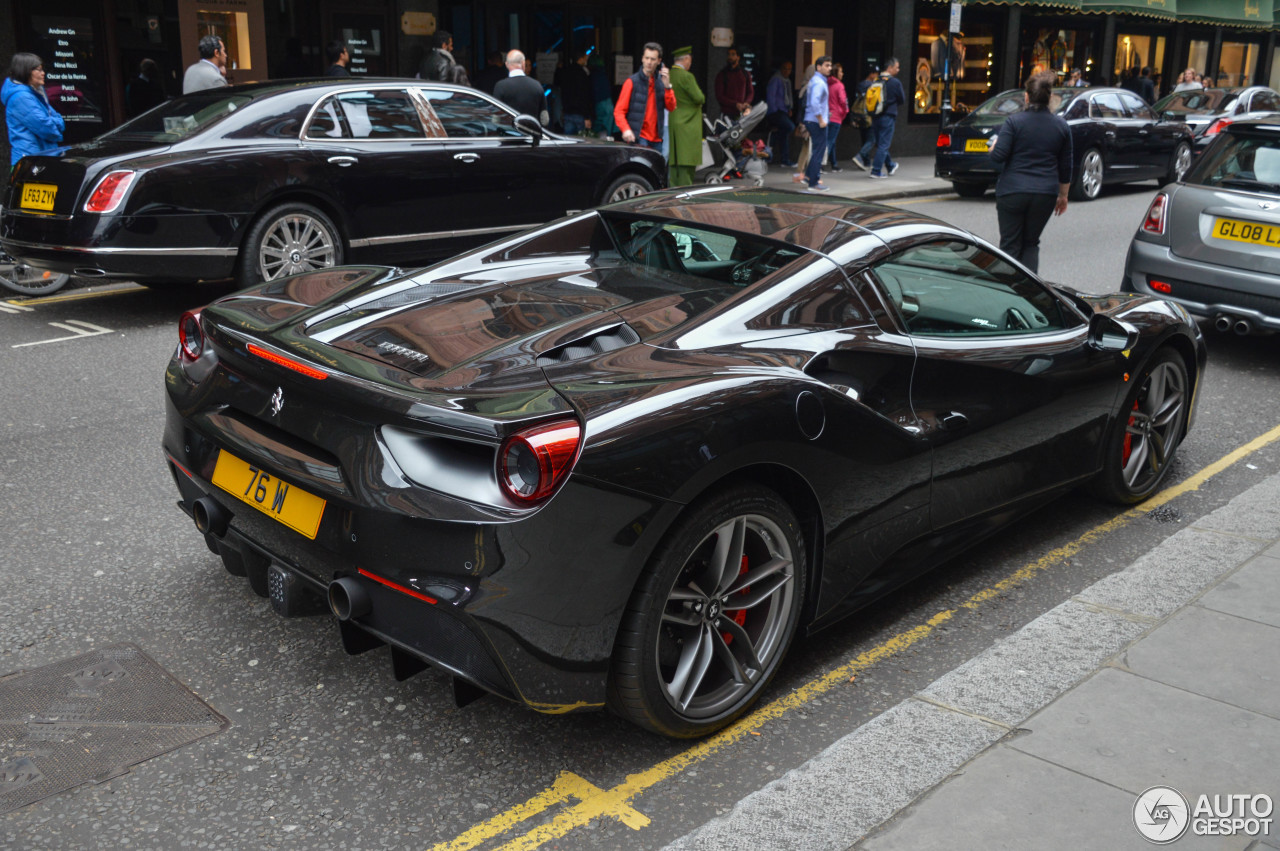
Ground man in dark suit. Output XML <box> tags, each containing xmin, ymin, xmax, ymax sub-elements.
<box><xmin>1138</xmin><ymin>66</ymin><xmax>1156</xmax><ymax>103</ymax></box>
<box><xmin>494</xmin><ymin>50</ymin><xmax>548</xmax><ymax>125</ymax></box>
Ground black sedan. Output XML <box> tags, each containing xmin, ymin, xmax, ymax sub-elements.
<box><xmin>936</xmin><ymin>87</ymin><xmax>1194</xmax><ymax>199</ymax></box>
<box><xmin>1153</xmin><ymin>85</ymin><xmax>1280</xmax><ymax>154</ymax></box>
<box><xmin>1</xmin><ymin>80</ymin><xmax>664</xmax><ymax>287</ymax></box>
<box><xmin>164</xmin><ymin>187</ymin><xmax>1205</xmax><ymax>737</ymax></box>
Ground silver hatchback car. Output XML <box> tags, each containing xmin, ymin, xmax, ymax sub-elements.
<box><xmin>1124</xmin><ymin>115</ymin><xmax>1280</xmax><ymax>335</ymax></box>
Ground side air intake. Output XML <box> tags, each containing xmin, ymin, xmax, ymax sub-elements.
<box><xmin>537</xmin><ymin>323</ymin><xmax>641</xmax><ymax>366</ymax></box>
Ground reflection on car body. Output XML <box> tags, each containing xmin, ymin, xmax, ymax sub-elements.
<box><xmin>164</xmin><ymin>187</ymin><xmax>1205</xmax><ymax>738</ymax></box>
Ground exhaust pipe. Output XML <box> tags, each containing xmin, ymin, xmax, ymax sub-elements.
<box><xmin>328</xmin><ymin>577</ymin><xmax>371</xmax><ymax>621</ymax></box>
<box><xmin>1215</xmin><ymin>314</ymin><xmax>1233</xmax><ymax>333</ymax></box>
<box><xmin>192</xmin><ymin>496</ymin><xmax>230</xmax><ymax>537</ymax></box>
<box><xmin>1235</xmin><ymin>319</ymin><xmax>1252</xmax><ymax>336</ymax></box>
<box><xmin>74</xmin><ymin>267</ymin><xmax>108</xmax><ymax>277</ymax></box>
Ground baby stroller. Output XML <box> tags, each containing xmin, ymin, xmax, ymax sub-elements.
<box><xmin>695</xmin><ymin>102</ymin><xmax>770</xmax><ymax>187</ymax></box>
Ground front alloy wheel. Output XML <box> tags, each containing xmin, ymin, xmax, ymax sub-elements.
<box><xmin>609</xmin><ymin>486</ymin><xmax>805</xmax><ymax>737</ymax></box>
<box><xmin>1093</xmin><ymin>348</ymin><xmax>1188</xmax><ymax>504</ymax></box>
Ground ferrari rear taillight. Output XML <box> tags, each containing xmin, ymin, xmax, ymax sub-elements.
<box><xmin>83</xmin><ymin>170</ymin><xmax>136</xmax><ymax>213</ymax></box>
<box><xmin>498</xmin><ymin>419</ymin><xmax>582</xmax><ymax>504</ymax></box>
<box><xmin>1142</xmin><ymin>193</ymin><xmax>1168</xmax><ymax>235</ymax></box>
<box><xmin>178</xmin><ymin>310</ymin><xmax>204</xmax><ymax>361</ymax></box>
<box><xmin>937</xmin><ymin>133</ymin><xmax>951</xmax><ymax>148</ymax></box>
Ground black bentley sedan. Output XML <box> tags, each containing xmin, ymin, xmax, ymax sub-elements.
<box><xmin>936</xmin><ymin>87</ymin><xmax>1194</xmax><ymax>199</ymax></box>
<box><xmin>1</xmin><ymin>79</ymin><xmax>664</xmax><ymax>287</ymax></box>
<box><xmin>164</xmin><ymin>187</ymin><xmax>1204</xmax><ymax>737</ymax></box>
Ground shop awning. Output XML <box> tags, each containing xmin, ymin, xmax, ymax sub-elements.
<box><xmin>1176</xmin><ymin>0</ymin><xmax>1271</xmax><ymax>27</ymax></box>
<box><xmin>1079</xmin><ymin>0</ymin><xmax>1178</xmax><ymax>21</ymax></box>
<box><xmin>964</xmin><ymin>0</ymin><xmax>1084</xmax><ymax>10</ymax></box>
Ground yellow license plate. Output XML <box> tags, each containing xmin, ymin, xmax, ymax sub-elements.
<box><xmin>1212</xmin><ymin>217</ymin><xmax>1280</xmax><ymax>247</ymax></box>
<box><xmin>965</xmin><ymin>138</ymin><xmax>990</xmax><ymax>152</ymax></box>
<box><xmin>211</xmin><ymin>450</ymin><xmax>326</xmax><ymax>539</ymax></box>
<box><xmin>20</xmin><ymin>183</ymin><xmax>57</xmax><ymax>211</ymax></box>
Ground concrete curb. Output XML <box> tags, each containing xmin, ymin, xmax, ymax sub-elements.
<box><xmin>664</xmin><ymin>474</ymin><xmax>1280</xmax><ymax>851</ymax></box>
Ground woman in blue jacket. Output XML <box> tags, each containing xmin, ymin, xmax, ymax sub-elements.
<box><xmin>3</xmin><ymin>53</ymin><xmax>65</xmax><ymax>170</ymax></box>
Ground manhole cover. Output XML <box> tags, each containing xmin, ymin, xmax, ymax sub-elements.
<box><xmin>0</xmin><ymin>643</ymin><xmax>227</xmax><ymax>815</ymax></box>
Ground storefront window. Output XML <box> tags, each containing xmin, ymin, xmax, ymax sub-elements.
<box><xmin>1271</xmin><ymin>47</ymin><xmax>1280</xmax><ymax>89</ymax></box>
<box><xmin>1018</xmin><ymin>24</ymin><xmax>1097</xmax><ymax>86</ymax></box>
<box><xmin>1114</xmin><ymin>33</ymin><xmax>1164</xmax><ymax>86</ymax></box>
<box><xmin>1188</xmin><ymin>39</ymin><xmax>1210</xmax><ymax>78</ymax></box>
<box><xmin>914</xmin><ymin>14</ymin><xmax>997</xmax><ymax>117</ymax></box>
<box><xmin>1218</xmin><ymin>41</ymin><xmax>1259</xmax><ymax>87</ymax></box>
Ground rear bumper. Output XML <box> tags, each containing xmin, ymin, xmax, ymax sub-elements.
<box><xmin>935</xmin><ymin>151</ymin><xmax>997</xmax><ymax>183</ymax></box>
<box><xmin>1</xmin><ymin>209</ymin><xmax>242</xmax><ymax>281</ymax></box>
<box><xmin>1124</xmin><ymin>237</ymin><xmax>1280</xmax><ymax>330</ymax></box>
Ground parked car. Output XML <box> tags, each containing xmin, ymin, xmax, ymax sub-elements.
<box><xmin>1124</xmin><ymin>115</ymin><xmax>1280</xmax><ymax>335</ymax></box>
<box><xmin>165</xmin><ymin>187</ymin><xmax>1204</xmax><ymax>737</ymax></box>
<box><xmin>1153</xmin><ymin>86</ymin><xmax>1280</xmax><ymax>154</ymax></box>
<box><xmin>0</xmin><ymin>80</ymin><xmax>665</xmax><ymax>288</ymax></box>
<box><xmin>936</xmin><ymin>87</ymin><xmax>1195</xmax><ymax>199</ymax></box>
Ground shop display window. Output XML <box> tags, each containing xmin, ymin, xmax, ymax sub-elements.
<box><xmin>1113</xmin><ymin>33</ymin><xmax>1164</xmax><ymax>87</ymax></box>
<box><xmin>913</xmin><ymin>14</ymin><xmax>997</xmax><ymax>117</ymax></box>
<box><xmin>1217</xmin><ymin>41</ymin><xmax>1259</xmax><ymax>87</ymax></box>
<box><xmin>1018</xmin><ymin>25</ymin><xmax>1096</xmax><ymax>86</ymax></box>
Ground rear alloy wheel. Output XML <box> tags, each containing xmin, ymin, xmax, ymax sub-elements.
<box><xmin>238</xmin><ymin>203</ymin><xmax>343</xmax><ymax>287</ymax></box>
<box><xmin>601</xmin><ymin>174</ymin><xmax>654</xmax><ymax>206</ymax></box>
<box><xmin>1092</xmin><ymin>348</ymin><xmax>1188</xmax><ymax>504</ymax></box>
<box><xmin>609</xmin><ymin>486</ymin><xmax>805</xmax><ymax>737</ymax></box>
<box><xmin>1070</xmin><ymin>148</ymin><xmax>1104</xmax><ymax>201</ymax></box>
<box><xmin>1165</xmin><ymin>141</ymin><xmax>1192</xmax><ymax>185</ymax></box>
<box><xmin>952</xmin><ymin>182</ymin><xmax>988</xmax><ymax>198</ymax></box>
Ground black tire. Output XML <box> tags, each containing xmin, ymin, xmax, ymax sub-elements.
<box><xmin>952</xmin><ymin>182</ymin><xmax>988</xmax><ymax>198</ymax></box>
<box><xmin>1091</xmin><ymin>348</ymin><xmax>1188</xmax><ymax>504</ymax></box>
<box><xmin>1070</xmin><ymin>147</ymin><xmax>1104</xmax><ymax>201</ymax></box>
<box><xmin>600</xmin><ymin>174</ymin><xmax>654</xmax><ymax>206</ymax></box>
<box><xmin>236</xmin><ymin>202</ymin><xmax>344</xmax><ymax>288</ymax></box>
<box><xmin>0</xmin><ymin>260</ymin><xmax>70</xmax><ymax>295</ymax></box>
<box><xmin>608</xmin><ymin>485</ymin><xmax>806</xmax><ymax>737</ymax></box>
<box><xmin>1164</xmin><ymin>141</ymin><xmax>1192</xmax><ymax>185</ymax></box>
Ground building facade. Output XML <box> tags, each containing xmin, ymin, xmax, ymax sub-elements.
<box><xmin>1</xmin><ymin>0</ymin><xmax>1276</xmax><ymax>161</ymax></box>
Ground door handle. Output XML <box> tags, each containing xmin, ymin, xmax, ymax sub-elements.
<box><xmin>940</xmin><ymin>411</ymin><xmax>969</xmax><ymax>430</ymax></box>
<box><xmin>327</xmin><ymin>156</ymin><xmax>357</xmax><ymax>167</ymax></box>
<box><xmin>454</xmin><ymin>153</ymin><xmax>480</xmax><ymax>163</ymax></box>
<box><xmin>1105</xmin><ymin>130</ymin><xmax>1116</xmax><ymax>137</ymax></box>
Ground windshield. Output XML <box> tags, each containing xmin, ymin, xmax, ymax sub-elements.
<box><xmin>1188</xmin><ymin>129</ymin><xmax>1280</xmax><ymax>194</ymax></box>
<box><xmin>972</xmin><ymin>91</ymin><xmax>1024</xmax><ymax>117</ymax></box>
<box><xmin>1153</xmin><ymin>89</ymin><xmax>1235</xmax><ymax>115</ymax></box>
<box><xmin>964</xmin><ymin>88</ymin><xmax>1083</xmax><ymax>124</ymax></box>
<box><xmin>104</xmin><ymin>94</ymin><xmax>254</xmax><ymax>142</ymax></box>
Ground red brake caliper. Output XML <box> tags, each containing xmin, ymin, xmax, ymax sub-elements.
<box><xmin>722</xmin><ymin>555</ymin><xmax>749</xmax><ymax>645</ymax></box>
<box><xmin>1121</xmin><ymin>398</ymin><xmax>1139</xmax><ymax>465</ymax></box>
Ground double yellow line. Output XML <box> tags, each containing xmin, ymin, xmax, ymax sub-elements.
<box><xmin>433</xmin><ymin>422</ymin><xmax>1280</xmax><ymax>851</ymax></box>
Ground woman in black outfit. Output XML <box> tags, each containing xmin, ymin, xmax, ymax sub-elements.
<box><xmin>987</xmin><ymin>70</ymin><xmax>1071</xmax><ymax>273</ymax></box>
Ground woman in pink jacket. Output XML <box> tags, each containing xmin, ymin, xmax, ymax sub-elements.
<box><xmin>825</xmin><ymin>63</ymin><xmax>849</xmax><ymax>172</ymax></box>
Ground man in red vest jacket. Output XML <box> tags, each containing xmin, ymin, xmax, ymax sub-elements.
<box><xmin>614</xmin><ymin>42</ymin><xmax>677</xmax><ymax>148</ymax></box>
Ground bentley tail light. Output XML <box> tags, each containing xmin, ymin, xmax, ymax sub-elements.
<box><xmin>178</xmin><ymin>310</ymin><xmax>204</xmax><ymax>361</ymax></box>
<box><xmin>1142</xmin><ymin>193</ymin><xmax>1168</xmax><ymax>235</ymax></box>
<box><xmin>1204</xmin><ymin>117</ymin><xmax>1233</xmax><ymax>137</ymax></box>
<box><xmin>498</xmin><ymin>419</ymin><xmax>582</xmax><ymax>504</ymax></box>
<box><xmin>84</xmin><ymin>170</ymin><xmax>136</xmax><ymax>213</ymax></box>
<box><xmin>937</xmin><ymin>133</ymin><xmax>951</xmax><ymax>148</ymax></box>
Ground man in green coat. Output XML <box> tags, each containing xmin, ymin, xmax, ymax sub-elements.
<box><xmin>667</xmin><ymin>46</ymin><xmax>705</xmax><ymax>187</ymax></box>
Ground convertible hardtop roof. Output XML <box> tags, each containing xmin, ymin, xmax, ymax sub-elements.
<box><xmin>615</xmin><ymin>186</ymin><xmax>948</xmax><ymax>253</ymax></box>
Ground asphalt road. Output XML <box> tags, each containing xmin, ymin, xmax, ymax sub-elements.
<box><xmin>3</xmin><ymin>184</ymin><xmax>1279</xmax><ymax>850</ymax></box>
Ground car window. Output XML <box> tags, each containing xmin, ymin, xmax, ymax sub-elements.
<box><xmin>1250</xmin><ymin>91</ymin><xmax>1280</xmax><ymax>112</ymax></box>
<box><xmin>1117</xmin><ymin>91</ymin><xmax>1156</xmax><ymax>121</ymax></box>
<box><xmin>105</xmin><ymin>93</ymin><xmax>253</xmax><ymax>141</ymax></box>
<box><xmin>333</xmin><ymin>90</ymin><xmax>425</xmax><ymax>139</ymax></box>
<box><xmin>869</xmin><ymin>240</ymin><xmax>1076</xmax><ymax>337</ymax></box>
<box><xmin>304</xmin><ymin>96</ymin><xmax>348</xmax><ymax>138</ymax></box>
<box><xmin>418</xmin><ymin>90</ymin><xmax>525</xmax><ymax>138</ymax></box>
<box><xmin>1189</xmin><ymin>131</ymin><xmax>1280</xmax><ymax>192</ymax></box>
<box><xmin>1062</xmin><ymin>98</ymin><xmax>1089</xmax><ymax>120</ymax></box>
<box><xmin>1090</xmin><ymin>93</ymin><xmax>1125</xmax><ymax>119</ymax></box>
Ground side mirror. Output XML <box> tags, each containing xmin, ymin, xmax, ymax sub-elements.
<box><xmin>514</xmin><ymin>114</ymin><xmax>542</xmax><ymax>146</ymax></box>
<box><xmin>1088</xmin><ymin>313</ymin><xmax>1139</xmax><ymax>352</ymax></box>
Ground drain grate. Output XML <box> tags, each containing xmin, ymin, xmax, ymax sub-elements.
<box><xmin>0</xmin><ymin>643</ymin><xmax>227</xmax><ymax>815</ymax></box>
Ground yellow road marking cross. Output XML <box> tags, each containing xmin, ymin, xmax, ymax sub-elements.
<box><xmin>435</xmin><ymin>422</ymin><xmax>1280</xmax><ymax>851</ymax></box>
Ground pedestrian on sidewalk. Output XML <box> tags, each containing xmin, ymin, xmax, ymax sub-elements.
<box><xmin>714</xmin><ymin>46</ymin><xmax>754</xmax><ymax>121</ymax></box>
<box><xmin>613</xmin><ymin>42</ymin><xmax>676</xmax><ymax>149</ymax></box>
<box><xmin>667</xmin><ymin>46</ymin><xmax>704</xmax><ymax>187</ymax></box>
<box><xmin>801</xmin><ymin>55</ymin><xmax>832</xmax><ymax>192</ymax></box>
<box><xmin>495</xmin><ymin>50</ymin><xmax>549</xmax><ymax>126</ymax></box>
<box><xmin>766</xmin><ymin>60</ymin><xmax>796</xmax><ymax>166</ymax></box>
<box><xmin>988</xmin><ymin>70</ymin><xmax>1072</xmax><ymax>273</ymax></box>
<box><xmin>851</xmin><ymin>64</ymin><xmax>879</xmax><ymax>171</ymax></box>
<box><xmin>4</xmin><ymin>52</ymin><xmax>64</xmax><ymax>170</ymax></box>
<box><xmin>869</xmin><ymin>58</ymin><xmax>904</xmax><ymax>179</ymax></box>
<box><xmin>824</xmin><ymin>62</ymin><xmax>849</xmax><ymax>172</ymax></box>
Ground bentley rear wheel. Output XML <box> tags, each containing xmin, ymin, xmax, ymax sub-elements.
<box><xmin>601</xmin><ymin>174</ymin><xmax>654</xmax><ymax>206</ymax></box>
<box><xmin>238</xmin><ymin>203</ymin><xmax>344</xmax><ymax>287</ymax></box>
<box><xmin>608</xmin><ymin>486</ymin><xmax>805</xmax><ymax>737</ymax></box>
<box><xmin>1070</xmin><ymin>148</ymin><xmax>1104</xmax><ymax>201</ymax></box>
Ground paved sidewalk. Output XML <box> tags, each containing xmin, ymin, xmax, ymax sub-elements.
<box><xmin>667</xmin><ymin>473</ymin><xmax>1280</xmax><ymax>850</ymax></box>
<box><xmin>750</xmin><ymin>155</ymin><xmax>953</xmax><ymax>201</ymax></box>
